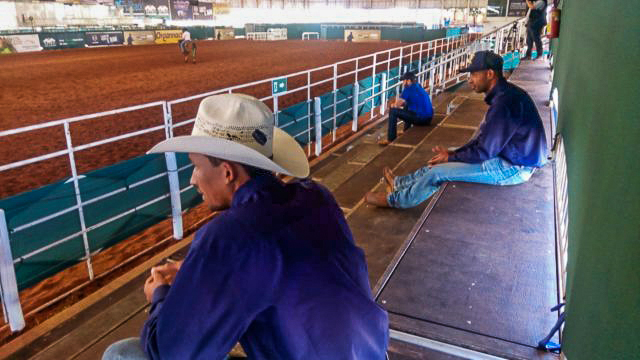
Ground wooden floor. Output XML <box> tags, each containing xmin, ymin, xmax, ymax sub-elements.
<box><xmin>1</xmin><ymin>60</ymin><xmax>560</xmax><ymax>360</ymax></box>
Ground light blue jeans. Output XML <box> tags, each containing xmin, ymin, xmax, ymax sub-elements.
<box><xmin>103</xmin><ymin>338</ymin><xmax>148</xmax><ymax>360</ymax></box>
<box><xmin>387</xmin><ymin>157</ymin><xmax>537</xmax><ymax>208</ymax></box>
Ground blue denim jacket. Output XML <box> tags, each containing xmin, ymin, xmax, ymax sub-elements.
<box><xmin>449</xmin><ymin>79</ymin><xmax>548</xmax><ymax>167</ymax></box>
<box><xmin>141</xmin><ymin>174</ymin><xmax>389</xmax><ymax>359</ymax></box>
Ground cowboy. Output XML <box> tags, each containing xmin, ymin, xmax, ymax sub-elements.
<box><xmin>366</xmin><ymin>51</ymin><xmax>548</xmax><ymax>209</ymax></box>
<box><xmin>179</xmin><ymin>27</ymin><xmax>191</xmax><ymax>53</ymax></box>
<box><xmin>102</xmin><ymin>94</ymin><xmax>389</xmax><ymax>359</ymax></box>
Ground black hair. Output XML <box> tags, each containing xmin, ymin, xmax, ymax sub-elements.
<box><xmin>402</xmin><ymin>71</ymin><xmax>417</xmax><ymax>82</ymax></box>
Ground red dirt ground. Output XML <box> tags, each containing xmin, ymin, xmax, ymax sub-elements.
<box><xmin>0</xmin><ymin>39</ymin><xmax>410</xmax><ymax>198</ymax></box>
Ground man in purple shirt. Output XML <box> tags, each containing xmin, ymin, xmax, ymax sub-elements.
<box><xmin>366</xmin><ymin>51</ymin><xmax>548</xmax><ymax>209</ymax></box>
<box><xmin>103</xmin><ymin>94</ymin><xmax>389</xmax><ymax>359</ymax></box>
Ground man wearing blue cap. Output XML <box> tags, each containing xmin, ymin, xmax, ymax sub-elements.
<box><xmin>378</xmin><ymin>71</ymin><xmax>433</xmax><ymax>146</ymax></box>
<box><xmin>366</xmin><ymin>50</ymin><xmax>548</xmax><ymax>208</ymax></box>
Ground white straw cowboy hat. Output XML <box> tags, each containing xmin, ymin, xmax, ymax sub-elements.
<box><xmin>148</xmin><ymin>94</ymin><xmax>310</xmax><ymax>178</ymax></box>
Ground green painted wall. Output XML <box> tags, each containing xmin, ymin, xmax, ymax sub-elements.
<box><xmin>552</xmin><ymin>1</ymin><xmax>640</xmax><ymax>358</ymax></box>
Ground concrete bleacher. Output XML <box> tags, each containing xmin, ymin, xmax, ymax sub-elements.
<box><xmin>1</xmin><ymin>60</ymin><xmax>559</xmax><ymax>360</ymax></box>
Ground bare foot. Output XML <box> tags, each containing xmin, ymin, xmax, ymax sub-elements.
<box><xmin>377</xmin><ymin>139</ymin><xmax>390</xmax><ymax>146</ymax></box>
<box><xmin>365</xmin><ymin>191</ymin><xmax>390</xmax><ymax>207</ymax></box>
<box><xmin>382</xmin><ymin>167</ymin><xmax>395</xmax><ymax>193</ymax></box>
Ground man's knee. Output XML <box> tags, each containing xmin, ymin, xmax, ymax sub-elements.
<box><xmin>102</xmin><ymin>338</ymin><xmax>146</xmax><ymax>360</ymax></box>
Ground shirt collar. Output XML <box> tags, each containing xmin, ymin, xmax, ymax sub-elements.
<box><xmin>484</xmin><ymin>78</ymin><xmax>508</xmax><ymax>105</ymax></box>
<box><xmin>231</xmin><ymin>173</ymin><xmax>282</xmax><ymax>208</ymax></box>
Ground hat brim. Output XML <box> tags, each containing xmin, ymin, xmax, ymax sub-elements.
<box><xmin>459</xmin><ymin>65</ymin><xmax>483</xmax><ymax>73</ymax></box>
<box><xmin>147</xmin><ymin>128</ymin><xmax>310</xmax><ymax>178</ymax></box>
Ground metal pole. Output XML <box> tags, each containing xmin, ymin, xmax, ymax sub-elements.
<box><xmin>398</xmin><ymin>47</ymin><xmax>404</xmax><ymax>77</ymax></box>
<box><xmin>370</xmin><ymin>53</ymin><xmax>377</xmax><ymax>120</ymax></box>
<box><xmin>418</xmin><ymin>42</ymin><xmax>423</xmax><ymax>73</ymax></box>
<box><xmin>307</xmin><ymin>72</ymin><xmax>311</xmax><ymax>156</ymax></box>
<box><xmin>380</xmin><ymin>73</ymin><xmax>387</xmax><ymax>116</ymax></box>
<box><xmin>273</xmin><ymin>95</ymin><xmax>279</xmax><ymax>127</ymax></box>
<box><xmin>164</xmin><ymin>153</ymin><xmax>183</xmax><ymax>240</ymax></box>
<box><xmin>429</xmin><ymin>65</ymin><xmax>435</xmax><ymax>97</ymax></box>
<box><xmin>352</xmin><ymin>82</ymin><xmax>360</xmax><ymax>132</ymax></box>
<box><xmin>162</xmin><ymin>102</ymin><xmax>183</xmax><ymax>241</ymax></box>
<box><xmin>332</xmin><ymin>64</ymin><xmax>337</xmax><ymax>143</ymax></box>
<box><xmin>63</xmin><ymin>121</ymin><xmax>94</xmax><ymax>280</ymax></box>
<box><xmin>314</xmin><ymin>97</ymin><xmax>322</xmax><ymax>156</ymax></box>
<box><xmin>0</xmin><ymin>209</ymin><xmax>25</xmax><ymax>332</ymax></box>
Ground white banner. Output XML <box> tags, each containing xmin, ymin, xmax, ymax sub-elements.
<box><xmin>0</xmin><ymin>34</ymin><xmax>42</xmax><ymax>53</ymax></box>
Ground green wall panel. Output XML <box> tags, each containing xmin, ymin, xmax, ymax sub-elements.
<box><xmin>552</xmin><ymin>0</ymin><xmax>640</xmax><ymax>358</ymax></box>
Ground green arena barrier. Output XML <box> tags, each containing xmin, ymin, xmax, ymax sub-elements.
<box><xmin>1</xmin><ymin>62</ymin><xmax>406</xmax><ymax>291</ymax></box>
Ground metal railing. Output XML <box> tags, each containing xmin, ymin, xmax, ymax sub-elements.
<box><xmin>0</xmin><ymin>18</ymin><xmax>528</xmax><ymax>333</ymax></box>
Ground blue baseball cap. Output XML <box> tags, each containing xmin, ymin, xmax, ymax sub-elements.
<box><xmin>459</xmin><ymin>50</ymin><xmax>503</xmax><ymax>74</ymax></box>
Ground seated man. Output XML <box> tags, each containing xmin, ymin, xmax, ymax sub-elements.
<box><xmin>366</xmin><ymin>51</ymin><xmax>548</xmax><ymax>209</ymax></box>
<box><xmin>179</xmin><ymin>27</ymin><xmax>191</xmax><ymax>52</ymax></box>
<box><xmin>103</xmin><ymin>94</ymin><xmax>389</xmax><ymax>359</ymax></box>
<box><xmin>379</xmin><ymin>71</ymin><xmax>433</xmax><ymax>146</ymax></box>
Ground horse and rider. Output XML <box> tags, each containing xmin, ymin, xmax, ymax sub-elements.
<box><xmin>179</xmin><ymin>28</ymin><xmax>196</xmax><ymax>64</ymax></box>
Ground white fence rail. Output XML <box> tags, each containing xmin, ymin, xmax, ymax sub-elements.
<box><xmin>0</xmin><ymin>18</ymin><xmax>528</xmax><ymax>332</ymax></box>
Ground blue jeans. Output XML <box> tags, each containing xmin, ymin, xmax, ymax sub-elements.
<box><xmin>387</xmin><ymin>157</ymin><xmax>537</xmax><ymax>209</ymax></box>
<box><xmin>103</xmin><ymin>338</ymin><xmax>148</xmax><ymax>360</ymax></box>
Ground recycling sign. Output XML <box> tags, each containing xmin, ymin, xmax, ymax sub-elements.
<box><xmin>272</xmin><ymin>78</ymin><xmax>287</xmax><ymax>95</ymax></box>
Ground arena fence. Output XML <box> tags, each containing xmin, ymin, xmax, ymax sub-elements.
<box><xmin>302</xmin><ymin>32</ymin><xmax>320</xmax><ymax>40</ymax></box>
<box><xmin>0</xmin><ymin>18</ymin><xmax>528</xmax><ymax>332</ymax></box>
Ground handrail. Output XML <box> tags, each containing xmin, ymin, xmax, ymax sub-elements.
<box><xmin>0</xmin><ymin>17</ymin><xmax>528</xmax><ymax>333</ymax></box>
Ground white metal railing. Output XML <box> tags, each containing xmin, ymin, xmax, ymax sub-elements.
<box><xmin>550</xmin><ymin>86</ymin><xmax>568</xmax><ymax>305</ymax></box>
<box><xmin>0</xmin><ymin>18</ymin><xmax>527</xmax><ymax>333</ymax></box>
<box><xmin>246</xmin><ymin>32</ymin><xmax>267</xmax><ymax>40</ymax></box>
<box><xmin>302</xmin><ymin>32</ymin><xmax>320</xmax><ymax>40</ymax></box>
<box><xmin>553</xmin><ymin>135</ymin><xmax>569</xmax><ymax>303</ymax></box>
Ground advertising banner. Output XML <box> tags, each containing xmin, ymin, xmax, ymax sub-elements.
<box><xmin>154</xmin><ymin>30</ymin><xmax>182</xmax><ymax>44</ymax></box>
<box><xmin>170</xmin><ymin>0</ymin><xmax>192</xmax><ymax>20</ymax></box>
<box><xmin>39</xmin><ymin>32</ymin><xmax>86</xmax><ymax>50</ymax></box>
<box><xmin>85</xmin><ymin>31</ymin><xmax>125</xmax><ymax>46</ymax></box>
<box><xmin>0</xmin><ymin>34</ymin><xmax>43</xmax><ymax>54</ymax></box>
<box><xmin>143</xmin><ymin>0</ymin><xmax>170</xmax><ymax>17</ymax></box>
<box><xmin>344</xmin><ymin>29</ymin><xmax>381</xmax><ymax>42</ymax></box>
<box><xmin>192</xmin><ymin>3</ymin><xmax>213</xmax><ymax>20</ymax></box>
<box><xmin>124</xmin><ymin>31</ymin><xmax>156</xmax><ymax>45</ymax></box>
<box><xmin>115</xmin><ymin>0</ymin><xmax>145</xmax><ymax>15</ymax></box>
<box><xmin>508</xmin><ymin>0</ymin><xmax>528</xmax><ymax>17</ymax></box>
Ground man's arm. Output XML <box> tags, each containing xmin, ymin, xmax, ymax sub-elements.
<box><xmin>139</xmin><ymin>224</ymin><xmax>279</xmax><ymax>359</ymax></box>
<box><xmin>449</xmin><ymin>103</ymin><xmax>521</xmax><ymax>163</ymax></box>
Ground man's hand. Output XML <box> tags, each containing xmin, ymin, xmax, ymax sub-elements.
<box><xmin>390</xmin><ymin>98</ymin><xmax>405</xmax><ymax>109</ymax></box>
<box><xmin>428</xmin><ymin>145</ymin><xmax>452</xmax><ymax>167</ymax></box>
<box><xmin>144</xmin><ymin>267</ymin><xmax>169</xmax><ymax>303</ymax></box>
<box><xmin>153</xmin><ymin>260</ymin><xmax>183</xmax><ymax>285</ymax></box>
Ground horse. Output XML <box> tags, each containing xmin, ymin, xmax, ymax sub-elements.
<box><xmin>180</xmin><ymin>40</ymin><xmax>196</xmax><ymax>64</ymax></box>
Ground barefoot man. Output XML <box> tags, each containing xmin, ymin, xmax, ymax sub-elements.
<box><xmin>366</xmin><ymin>51</ymin><xmax>548</xmax><ymax>208</ymax></box>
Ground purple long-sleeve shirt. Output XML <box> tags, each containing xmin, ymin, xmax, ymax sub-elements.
<box><xmin>449</xmin><ymin>79</ymin><xmax>548</xmax><ymax>167</ymax></box>
<box><xmin>141</xmin><ymin>174</ymin><xmax>389</xmax><ymax>359</ymax></box>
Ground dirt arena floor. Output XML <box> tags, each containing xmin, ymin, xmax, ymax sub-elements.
<box><xmin>0</xmin><ymin>39</ymin><xmax>410</xmax><ymax>199</ymax></box>
<box><xmin>0</xmin><ymin>37</ymin><xmax>469</xmax><ymax>345</ymax></box>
